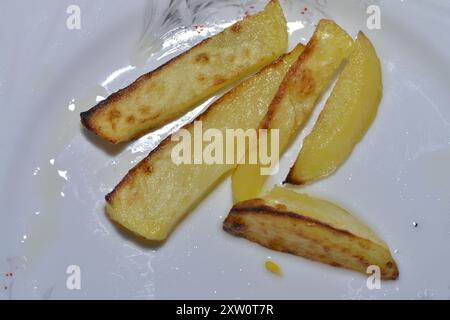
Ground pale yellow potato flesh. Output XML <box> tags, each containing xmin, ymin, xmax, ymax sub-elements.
<box><xmin>287</xmin><ymin>32</ymin><xmax>382</xmax><ymax>185</ymax></box>
<box><xmin>223</xmin><ymin>186</ymin><xmax>399</xmax><ymax>279</ymax></box>
<box><xmin>231</xmin><ymin>20</ymin><xmax>353</xmax><ymax>202</ymax></box>
<box><xmin>81</xmin><ymin>0</ymin><xmax>288</xmax><ymax>143</ymax></box>
<box><xmin>106</xmin><ymin>45</ymin><xmax>304</xmax><ymax>240</ymax></box>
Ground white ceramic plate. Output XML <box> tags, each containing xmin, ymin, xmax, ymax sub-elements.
<box><xmin>1</xmin><ymin>0</ymin><xmax>450</xmax><ymax>299</ymax></box>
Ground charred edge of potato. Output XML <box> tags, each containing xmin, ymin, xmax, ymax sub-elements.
<box><xmin>80</xmin><ymin>37</ymin><xmax>214</xmax><ymax>144</ymax></box>
<box><xmin>223</xmin><ymin>199</ymin><xmax>399</xmax><ymax>280</ymax></box>
<box><xmin>105</xmin><ymin>51</ymin><xmax>293</xmax><ymax>205</ymax></box>
<box><xmin>284</xmin><ymin>169</ymin><xmax>307</xmax><ymax>185</ymax></box>
<box><xmin>224</xmin><ymin>198</ymin><xmax>358</xmax><ymax>239</ymax></box>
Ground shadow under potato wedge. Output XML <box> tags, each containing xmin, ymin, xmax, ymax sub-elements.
<box><xmin>231</xmin><ymin>19</ymin><xmax>354</xmax><ymax>203</ymax></box>
<box><xmin>105</xmin><ymin>44</ymin><xmax>305</xmax><ymax>241</ymax></box>
<box><xmin>223</xmin><ymin>186</ymin><xmax>399</xmax><ymax>280</ymax></box>
<box><xmin>80</xmin><ymin>0</ymin><xmax>288</xmax><ymax>144</ymax></box>
<box><xmin>286</xmin><ymin>32</ymin><xmax>382</xmax><ymax>185</ymax></box>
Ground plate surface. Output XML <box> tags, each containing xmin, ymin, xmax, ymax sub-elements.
<box><xmin>1</xmin><ymin>0</ymin><xmax>450</xmax><ymax>299</ymax></box>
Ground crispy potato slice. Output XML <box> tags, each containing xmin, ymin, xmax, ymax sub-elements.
<box><xmin>223</xmin><ymin>186</ymin><xmax>399</xmax><ymax>279</ymax></box>
<box><xmin>80</xmin><ymin>0</ymin><xmax>288</xmax><ymax>143</ymax></box>
<box><xmin>106</xmin><ymin>45</ymin><xmax>304</xmax><ymax>240</ymax></box>
<box><xmin>231</xmin><ymin>20</ymin><xmax>353</xmax><ymax>202</ymax></box>
<box><xmin>286</xmin><ymin>32</ymin><xmax>382</xmax><ymax>185</ymax></box>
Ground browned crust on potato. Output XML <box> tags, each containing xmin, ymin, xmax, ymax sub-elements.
<box><xmin>284</xmin><ymin>169</ymin><xmax>306</xmax><ymax>185</ymax></box>
<box><xmin>260</xmin><ymin>36</ymin><xmax>317</xmax><ymax>130</ymax></box>
<box><xmin>223</xmin><ymin>199</ymin><xmax>399</xmax><ymax>280</ymax></box>
<box><xmin>195</xmin><ymin>53</ymin><xmax>210</xmax><ymax>63</ymax></box>
<box><xmin>81</xmin><ymin>1</ymin><xmax>282</xmax><ymax>143</ymax></box>
<box><xmin>231</xmin><ymin>22</ymin><xmax>242</xmax><ymax>33</ymax></box>
<box><xmin>105</xmin><ymin>51</ymin><xmax>293</xmax><ymax>205</ymax></box>
<box><xmin>80</xmin><ymin>37</ymin><xmax>214</xmax><ymax>143</ymax></box>
<box><xmin>226</xmin><ymin>199</ymin><xmax>359</xmax><ymax>239</ymax></box>
<box><xmin>285</xmin><ymin>32</ymin><xmax>379</xmax><ymax>186</ymax></box>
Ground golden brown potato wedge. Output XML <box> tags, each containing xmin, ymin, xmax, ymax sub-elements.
<box><xmin>231</xmin><ymin>20</ymin><xmax>353</xmax><ymax>202</ymax></box>
<box><xmin>223</xmin><ymin>186</ymin><xmax>398</xmax><ymax>279</ymax></box>
<box><xmin>286</xmin><ymin>32</ymin><xmax>382</xmax><ymax>185</ymax></box>
<box><xmin>106</xmin><ymin>45</ymin><xmax>304</xmax><ymax>240</ymax></box>
<box><xmin>80</xmin><ymin>0</ymin><xmax>288</xmax><ymax>143</ymax></box>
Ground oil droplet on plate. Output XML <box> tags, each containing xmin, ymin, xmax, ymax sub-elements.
<box><xmin>265</xmin><ymin>260</ymin><xmax>282</xmax><ymax>276</ymax></box>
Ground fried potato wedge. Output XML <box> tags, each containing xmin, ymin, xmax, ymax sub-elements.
<box><xmin>223</xmin><ymin>186</ymin><xmax>398</xmax><ymax>279</ymax></box>
<box><xmin>81</xmin><ymin>0</ymin><xmax>288</xmax><ymax>143</ymax></box>
<box><xmin>106</xmin><ymin>45</ymin><xmax>304</xmax><ymax>240</ymax></box>
<box><xmin>231</xmin><ymin>20</ymin><xmax>353</xmax><ymax>202</ymax></box>
<box><xmin>286</xmin><ymin>32</ymin><xmax>382</xmax><ymax>185</ymax></box>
